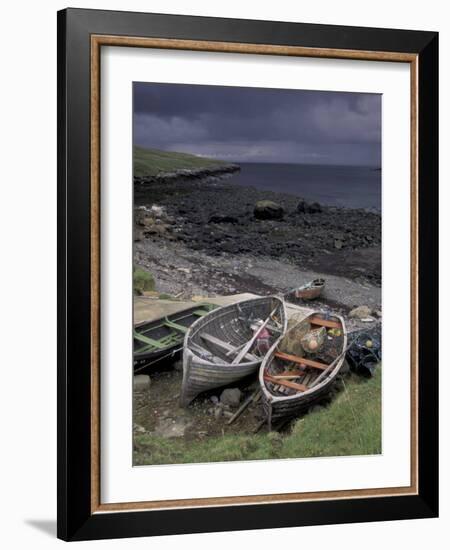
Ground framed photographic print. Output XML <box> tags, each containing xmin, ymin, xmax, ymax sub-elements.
<box><xmin>57</xmin><ymin>8</ymin><xmax>438</xmax><ymax>541</ymax></box>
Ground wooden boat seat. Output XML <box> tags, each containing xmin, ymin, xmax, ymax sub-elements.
<box><xmin>133</xmin><ymin>331</ymin><xmax>166</xmax><ymax>349</ymax></box>
<box><xmin>274</xmin><ymin>351</ymin><xmax>328</xmax><ymax>371</ymax></box>
<box><xmin>264</xmin><ymin>374</ymin><xmax>307</xmax><ymax>392</ymax></box>
<box><xmin>309</xmin><ymin>316</ymin><xmax>341</xmax><ymax>329</ymax></box>
<box><xmin>200</xmin><ymin>333</ymin><xmax>257</xmax><ymax>362</ymax></box>
<box><xmin>164</xmin><ymin>319</ymin><xmax>188</xmax><ymax>333</ymax></box>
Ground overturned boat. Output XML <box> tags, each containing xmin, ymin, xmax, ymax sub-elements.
<box><xmin>181</xmin><ymin>296</ymin><xmax>287</xmax><ymax>406</ymax></box>
<box><xmin>259</xmin><ymin>311</ymin><xmax>347</xmax><ymax>428</ymax></box>
<box><xmin>133</xmin><ymin>303</ymin><xmax>217</xmax><ymax>372</ymax></box>
<box><xmin>285</xmin><ymin>278</ymin><xmax>325</xmax><ymax>302</ymax></box>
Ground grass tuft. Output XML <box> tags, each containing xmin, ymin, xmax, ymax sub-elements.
<box><xmin>133</xmin><ymin>266</ymin><xmax>155</xmax><ymax>295</ymax></box>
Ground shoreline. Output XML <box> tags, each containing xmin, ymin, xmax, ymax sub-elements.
<box><xmin>134</xmin><ymin>163</ymin><xmax>240</xmax><ymax>185</ymax></box>
<box><xmin>134</xmin><ymin>172</ymin><xmax>381</xmax><ymax>287</ymax></box>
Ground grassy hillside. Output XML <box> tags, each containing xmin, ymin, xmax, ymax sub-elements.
<box><xmin>134</xmin><ymin>146</ymin><xmax>228</xmax><ymax>177</ymax></box>
<box><xmin>134</xmin><ymin>368</ymin><xmax>382</xmax><ymax>465</ymax></box>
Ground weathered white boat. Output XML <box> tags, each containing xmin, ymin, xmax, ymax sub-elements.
<box><xmin>181</xmin><ymin>296</ymin><xmax>287</xmax><ymax>406</ymax></box>
<box><xmin>259</xmin><ymin>311</ymin><xmax>347</xmax><ymax>428</ymax></box>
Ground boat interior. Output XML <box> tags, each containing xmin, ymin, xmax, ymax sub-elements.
<box><xmin>189</xmin><ymin>299</ymin><xmax>284</xmax><ymax>365</ymax></box>
<box><xmin>263</xmin><ymin>314</ymin><xmax>344</xmax><ymax>397</ymax></box>
<box><xmin>134</xmin><ymin>305</ymin><xmax>215</xmax><ymax>355</ymax></box>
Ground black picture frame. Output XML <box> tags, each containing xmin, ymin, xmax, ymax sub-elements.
<box><xmin>57</xmin><ymin>8</ymin><xmax>438</xmax><ymax>541</ymax></box>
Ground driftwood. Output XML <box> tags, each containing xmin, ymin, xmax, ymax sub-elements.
<box><xmin>226</xmin><ymin>389</ymin><xmax>261</xmax><ymax>425</ymax></box>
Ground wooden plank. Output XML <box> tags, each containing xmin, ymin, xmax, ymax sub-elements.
<box><xmin>309</xmin><ymin>316</ymin><xmax>341</xmax><ymax>329</ymax></box>
<box><xmin>227</xmin><ymin>389</ymin><xmax>261</xmax><ymax>425</ymax></box>
<box><xmin>274</xmin><ymin>351</ymin><xmax>328</xmax><ymax>371</ymax></box>
<box><xmin>272</xmin><ymin>374</ymin><xmax>304</xmax><ymax>380</ymax></box>
<box><xmin>264</xmin><ymin>374</ymin><xmax>307</xmax><ymax>392</ymax></box>
<box><xmin>200</xmin><ymin>333</ymin><xmax>256</xmax><ymax>362</ymax></box>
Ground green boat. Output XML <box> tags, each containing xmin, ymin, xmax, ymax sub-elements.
<box><xmin>134</xmin><ymin>303</ymin><xmax>217</xmax><ymax>371</ymax></box>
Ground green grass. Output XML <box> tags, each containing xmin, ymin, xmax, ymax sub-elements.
<box><xmin>134</xmin><ymin>146</ymin><xmax>227</xmax><ymax>177</ymax></box>
<box><xmin>134</xmin><ymin>368</ymin><xmax>382</xmax><ymax>465</ymax></box>
<box><xmin>133</xmin><ymin>266</ymin><xmax>155</xmax><ymax>295</ymax></box>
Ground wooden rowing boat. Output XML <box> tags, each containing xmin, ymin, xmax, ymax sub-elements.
<box><xmin>133</xmin><ymin>303</ymin><xmax>217</xmax><ymax>372</ymax></box>
<box><xmin>181</xmin><ymin>296</ymin><xmax>287</xmax><ymax>406</ymax></box>
<box><xmin>259</xmin><ymin>311</ymin><xmax>347</xmax><ymax>428</ymax></box>
<box><xmin>285</xmin><ymin>278</ymin><xmax>325</xmax><ymax>302</ymax></box>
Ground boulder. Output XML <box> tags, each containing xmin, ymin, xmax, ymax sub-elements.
<box><xmin>220</xmin><ymin>388</ymin><xmax>242</xmax><ymax>407</ymax></box>
<box><xmin>133</xmin><ymin>374</ymin><xmax>151</xmax><ymax>391</ymax></box>
<box><xmin>297</xmin><ymin>199</ymin><xmax>323</xmax><ymax>214</ymax></box>
<box><xmin>254</xmin><ymin>200</ymin><xmax>284</xmax><ymax>220</ymax></box>
<box><xmin>349</xmin><ymin>305</ymin><xmax>372</xmax><ymax>319</ymax></box>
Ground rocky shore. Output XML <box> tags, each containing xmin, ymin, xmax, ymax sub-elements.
<box><xmin>135</xmin><ymin>174</ymin><xmax>381</xmax><ymax>293</ymax></box>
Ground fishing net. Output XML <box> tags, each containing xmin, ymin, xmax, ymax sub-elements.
<box><xmin>278</xmin><ymin>315</ymin><xmax>310</xmax><ymax>357</ymax></box>
<box><xmin>346</xmin><ymin>326</ymin><xmax>382</xmax><ymax>377</ymax></box>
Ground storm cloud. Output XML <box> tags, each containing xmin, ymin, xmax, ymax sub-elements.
<box><xmin>133</xmin><ymin>83</ymin><xmax>381</xmax><ymax>166</ymax></box>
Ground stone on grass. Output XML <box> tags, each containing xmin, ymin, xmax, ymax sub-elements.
<box><xmin>133</xmin><ymin>374</ymin><xmax>151</xmax><ymax>391</ymax></box>
<box><xmin>220</xmin><ymin>388</ymin><xmax>242</xmax><ymax>407</ymax></box>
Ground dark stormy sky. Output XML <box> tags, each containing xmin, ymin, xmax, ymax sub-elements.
<box><xmin>133</xmin><ymin>82</ymin><xmax>381</xmax><ymax>166</ymax></box>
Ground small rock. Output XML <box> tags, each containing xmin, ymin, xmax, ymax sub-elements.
<box><xmin>220</xmin><ymin>388</ymin><xmax>242</xmax><ymax>407</ymax></box>
<box><xmin>133</xmin><ymin>374</ymin><xmax>151</xmax><ymax>391</ymax></box>
<box><xmin>150</xmin><ymin>204</ymin><xmax>164</xmax><ymax>217</ymax></box>
<box><xmin>349</xmin><ymin>305</ymin><xmax>372</xmax><ymax>319</ymax></box>
<box><xmin>334</xmin><ymin>239</ymin><xmax>343</xmax><ymax>249</ymax></box>
<box><xmin>361</xmin><ymin>317</ymin><xmax>376</xmax><ymax>323</ymax></box>
<box><xmin>374</xmin><ymin>310</ymin><xmax>382</xmax><ymax>318</ymax></box>
<box><xmin>133</xmin><ymin>423</ymin><xmax>146</xmax><ymax>433</ymax></box>
<box><xmin>210</xmin><ymin>395</ymin><xmax>219</xmax><ymax>405</ymax></box>
<box><xmin>297</xmin><ymin>199</ymin><xmax>322</xmax><ymax>214</ymax></box>
<box><xmin>208</xmin><ymin>215</ymin><xmax>239</xmax><ymax>224</ymax></box>
<box><xmin>254</xmin><ymin>200</ymin><xmax>284</xmax><ymax>220</ymax></box>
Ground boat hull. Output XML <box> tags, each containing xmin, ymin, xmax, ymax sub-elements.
<box><xmin>133</xmin><ymin>303</ymin><xmax>216</xmax><ymax>371</ymax></box>
<box><xmin>181</xmin><ymin>296</ymin><xmax>287</xmax><ymax>406</ymax></box>
<box><xmin>260</xmin><ymin>313</ymin><xmax>346</xmax><ymax>427</ymax></box>
<box><xmin>286</xmin><ymin>278</ymin><xmax>325</xmax><ymax>302</ymax></box>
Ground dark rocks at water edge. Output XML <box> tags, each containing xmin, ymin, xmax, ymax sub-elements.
<box><xmin>135</xmin><ymin>163</ymin><xmax>240</xmax><ymax>185</ymax></box>
<box><xmin>297</xmin><ymin>199</ymin><xmax>322</xmax><ymax>214</ymax></box>
<box><xmin>254</xmin><ymin>200</ymin><xmax>284</xmax><ymax>220</ymax></box>
<box><xmin>134</xmin><ymin>178</ymin><xmax>381</xmax><ymax>285</ymax></box>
